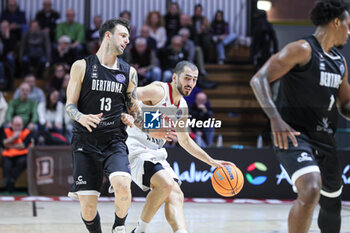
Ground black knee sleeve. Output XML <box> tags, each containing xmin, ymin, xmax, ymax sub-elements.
<box><xmin>82</xmin><ymin>212</ymin><xmax>102</xmax><ymax>233</ymax></box>
<box><xmin>318</xmin><ymin>195</ymin><xmax>341</xmax><ymax>233</ymax></box>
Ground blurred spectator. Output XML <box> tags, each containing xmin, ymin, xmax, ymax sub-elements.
<box><xmin>0</xmin><ymin>20</ymin><xmax>16</xmax><ymax>76</ymax></box>
<box><xmin>38</xmin><ymin>89</ymin><xmax>64</xmax><ymax>134</ymax></box>
<box><xmin>59</xmin><ymin>73</ymin><xmax>70</xmax><ymax>104</ymax></box>
<box><xmin>0</xmin><ymin>92</ymin><xmax>8</xmax><ymax>126</ymax></box>
<box><xmin>51</xmin><ymin>35</ymin><xmax>76</xmax><ymax>66</ymax></box>
<box><xmin>251</xmin><ymin>9</ymin><xmax>278</xmax><ymax>69</ymax></box>
<box><xmin>35</xmin><ymin>0</ymin><xmax>60</xmax><ymax>42</ymax></box>
<box><xmin>120</xmin><ymin>11</ymin><xmax>137</xmax><ymax>43</ymax></box>
<box><xmin>13</xmin><ymin>74</ymin><xmax>45</xmax><ymax>103</ymax></box>
<box><xmin>158</xmin><ymin>35</ymin><xmax>188</xmax><ymax>82</ymax></box>
<box><xmin>164</xmin><ymin>2</ymin><xmax>181</xmax><ymax>44</ymax></box>
<box><xmin>1</xmin><ymin>115</ymin><xmax>32</xmax><ymax>193</ymax></box>
<box><xmin>146</xmin><ymin>11</ymin><xmax>167</xmax><ymax>49</ymax></box>
<box><xmin>5</xmin><ymin>83</ymin><xmax>38</xmax><ymax>131</ymax></box>
<box><xmin>180</xmin><ymin>13</ymin><xmax>196</xmax><ymax>43</ymax></box>
<box><xmin>56</xmin><ymin>8</ymin><xmax>85</xmax><ymax>55</ymax></box>
<box><xmin>179</xmin><ymin>27</ymin><xmax>207</xmax><ymax>77</ymax></box>
<box><xmin>211</xmin><ymin>10</ymin><xmax>238</xmax><ymax>64</ymax></box>
<box><xmin>60</xmin><ymin>73</ymin><xmax>73</xmax><ymax>142</ymax></box>
<box><xmin>126</xmin><ymin>37</ymin><xmax>161</xmax><ymax>85</ymax></box>
<box><xmin>20</xmin><ymin>20</ymin><xmax>51</xmax><ymax>78</ymax></box>
<box><xmin>47</xmin><ymin>63</ymin><xmax>67</xmax><ymax>91</ymax></box>
<box><xmin>86</xmin><ymin>15</ymin><xmax>102</xmax><ymax>54</ymax></box>
<box><xmin>189</xmin><ymin>92</ymin><xmax>214</xmax><ymax>147</ymax></box>
<box><xmin>0</xmin><ymin>0</ymin><xmax>26</xmax><ymax>43</ymax></box>
<box><xmin>139</xmin><ymin>24</ymin><xmax>157</xmax><ymax>51</ymax></box>
<box><xmin>192</xmin><ymin>4</ymin><xmax>211</xmax><ymax>62</ymax></box>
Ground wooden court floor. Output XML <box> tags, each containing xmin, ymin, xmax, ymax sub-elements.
<box><xmin>0</xmin><ymin>198</ymin><xmax>350</xmax><ymax>233</ymax></box>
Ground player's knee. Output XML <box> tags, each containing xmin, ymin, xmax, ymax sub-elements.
<box><xmin>153</xmin><ymin>177</ymin><xmax>174</xmax><ymax>195</ymax></box>
<box><xmin>169</xmin><ymin>185</ymin><xmax>184</xmax><ymax>204</ymax></box>
<box><xmin>114</xmin><ymin>182</ymin><xmax>131</xmax><ymax>196</ymax></box>
<box><xmin>298</xmin><ymin>184</ymin><xmax>321</xmax><ymax>206</ymax></box>
<box><xmin>81</xmin><ymin>202</ymin><xmax>98</xmax><ymax>220</ymax></box>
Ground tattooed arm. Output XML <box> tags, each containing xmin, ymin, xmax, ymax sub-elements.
<box><xmin>126</xmin><ymin>67</ymin><xmax>144</xmax><ymax>130</ymax></box>
<box><xmin>66</xmin><ymin>59</ymin><xmax>102</xmax><ymax>132</ymax></box>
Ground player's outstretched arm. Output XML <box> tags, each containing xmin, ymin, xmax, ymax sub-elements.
<box><xmin>176</xmin><ymin>109</ymin><xmax>234</xmax><ymax>168</ymax></box>
<box><xmin>249</xmin><ymin>40</ymin><xmax>311</xmax><ymax>149</ymax></box>
<box><xmin>65</xmin><ymin>59</ymin><xmax>102</xmax><ymax>132</ymax></box>
<box><xmin>338</xmin><ymin>61</ymin><xmax>350</xmax><ymax>120</ymax></box>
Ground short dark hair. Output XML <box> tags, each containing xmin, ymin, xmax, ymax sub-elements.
<box><xmin>174</xmin><ymin>61</ymin><xmax>198</xmax><ymax>76</ymax></box>
<box><xmin>310</xmin><ymin>0</ymin><xmax>349</xmax><ymax>26</ymax></box>
<box><xmin>99</xmin><ymin>18</ymin><xmax>130</xmax><ymax>40</ymax></box>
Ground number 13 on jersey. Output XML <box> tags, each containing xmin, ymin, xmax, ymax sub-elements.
<box><xmin>100</xmin><ymin>97</ymin><xmax>111</xmax><ymax>111</ymax></box>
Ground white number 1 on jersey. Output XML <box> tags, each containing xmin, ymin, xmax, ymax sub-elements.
<box><xmin>328</xmin><ymin>94</ymin><xmax>335</xmax><ymax>111</ymax></box>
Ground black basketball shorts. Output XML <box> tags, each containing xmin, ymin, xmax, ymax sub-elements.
<box><xmin>273</xmin><ymin>134</ymin><xmax>343</xmax><ymax>198</ymax></box>
<box><xmin>68</xmin><ymin>133</ymin><xmax>131</xmax><ymax>199</ymax></box>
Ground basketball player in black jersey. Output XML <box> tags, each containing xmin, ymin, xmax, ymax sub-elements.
<box><xmin>65</xmin><ymin>18</ymin><xmax>144</xmax><ymax>233</ymax></box>
<box><xmin>250</xmin><ymin>1</ymin><xmax>350</xmax><ymax>232</ymax></box>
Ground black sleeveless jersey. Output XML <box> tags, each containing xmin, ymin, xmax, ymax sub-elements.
<box><xmin>276</xmin><ymin>35</ymin><xmax>346</xmax><ymax>148</ymax></box>
<box><xmin>73</xmin><ymin>55</ymin><xmax>130</xmax><ymax>139</ymax></box>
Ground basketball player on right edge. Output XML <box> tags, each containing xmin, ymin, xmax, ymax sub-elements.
<box><xmin>124</xmin><ymin>61</ymin><xmax>234</xmax><ymax>233</ymax></box>
<box><xmin>250</xmin><ymin>0</ymin><xmax>350</xmax><ymax>232</ymax></box>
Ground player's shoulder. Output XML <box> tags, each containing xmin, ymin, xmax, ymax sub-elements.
<box><xmin>70</xmin><ymin>59</ymin><xmax>86</xmax><ymax>81</ymax></box>
<box><xmin>71</xmin><ymin>59</ymin><xmax>86</xmax><ymax>72</ymax></box>
<box><xmin>285</xmin><ymin>39</ymin><xmax>312</xmax><ymax>55</ymax></box>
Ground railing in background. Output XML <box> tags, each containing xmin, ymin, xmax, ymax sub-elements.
<box><xmin>15</xmin><ymin>0</ymin><xmax>85</xmax><ymax>24</ymax></box>
<box><xmin>10</xmin><ymin>0</ymin><xmax>247</xmax><ymax>37</ymax></box>
<box><xmin>173</xmin><ymin>0</ymin><xmax>247</xmax><ymax>36</ymax></box>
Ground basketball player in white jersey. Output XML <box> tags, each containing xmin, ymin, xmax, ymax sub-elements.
<box><xmin>124</xmin><ymin>61</ymin><xmax>234</xmax><ymax>233</ymax></box>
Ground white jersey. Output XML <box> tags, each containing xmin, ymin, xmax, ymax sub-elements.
<box><xmin>126</xmin><ymin>81</ymin><xmax>186</xmax><ymax>191</ymax></box>
<box><xmin>126</xmin><ymin>81</ymin><xmax>187</xmax><ymax>157</ymax></box>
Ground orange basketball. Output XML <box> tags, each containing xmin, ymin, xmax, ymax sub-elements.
<box><xmin>211</xmin><ymin>164</ymin><xmax>244</xmax><ymax>197</ymax></box>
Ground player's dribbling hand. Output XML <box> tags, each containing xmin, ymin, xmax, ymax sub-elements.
<box><xmin>121</xmin><ymin>113</ymin><xmax>134</xmax><ymax>127</ymax></box>
<box><xmin>79</xmin><ymin>113</ymin><xmax>103</xmax><ymax>132</ymax></box>
<box><xmin>270</xmin><ymin>116</ymin><xmax>300</xmax><ymax>150</ymax></box>
<box><xmin>210</xmin><ymin>159</ymin><xmax>235</xmax><ymax>168</ymax></box>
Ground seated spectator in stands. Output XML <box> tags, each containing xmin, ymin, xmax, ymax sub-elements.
<box><xmin>180</xmin><ymin>13</ymin><xmax>196</xmax><ymax>43</ymax></box>
<box><xmin>20</xmin><ymin>20</ymin><xmax>51</xmax><ymax>78</ymax></box>
<box><xmin>0</xmin><ymin>92</ymin><xmax>8</xmax><ymax>126</ymax></box>
<box><xmin>164</xmin><ymin>2</ymin><xmax>180</xmax><ymax>44</ymax></box>
<box><xmin>126</xmin><ymin>37</ymin><xmax>161</xmax><ymax>86</ymax></box>
<box><xmin>86</xmin><ymin>15</ymin><xmax>102</xmax><ymax>54</ymax></box>
<box><xmin>179</xmin><ymin>27</ymin><xmax>207</xmax><ymax>77</ymax></box>
<box><xmin>13</xmin><ymin>74</ymin><xmax>45</xmax><ymax>103</ymax></box>
<box><xmin>0</xmin><ymin>20</ymin><xmax>16</xmax><ymax>74</ymax></box>
<box><xmin>51</xmin><ymin>35</ymin><xmax>76</xmax><ymax>66</ymax></box>
<box><xmin>0</xmin><ymin>41</ymin><xmax>6</xmax><ymax>89</ymax></box>
<box><xmin>59</xmin><ymin>73</ymin><xmax>70</xmax><ymax>104</ymax></box>
<box><xmin>56</xmin><ymin>8</ymin><xmax>84</xmax><ymax>55</ymax></box>
<box><xmin>146</xmin><ymin>11</ymin><xmax>167</xmax><ymax>49</ymax></box>
<box><xmin>158</xmin><ymin>35</ymin><xmax>188</xmax><ymax>82</ymax></box>
<box><xmin>189</xmin><ymin>92</ymin><xmax>215</xmax><ymax>147</ymax></box>
<box><xmin>0</xmin><ymin>0</ymin><xmax>26</xmax><ymax>43</ymax></box>
<box><xmin>211</xmin><ymin>10</ymin><xmax>238</xmax><ymax>64</ymax></box>
<box><xmin>192</xmin><ymin>4</ymin><xmax>211</xmax><ymax>62</ymax></box>
<box><xmin>5</xmin><ymin>83</ymin><xmax>38</xmax><ymax>132</ymax></box>
<box><xmin>120</xmin><ymin>11</ymin><xmax>137</xmax><ymax>43</ymax></box>
<box><xmin>37</xmin><ymin>89</ymin><xmax>66</xmax><ymax>145</ymax></box>
<box><xmin>47</xmin><ymin>63</ymin><xmax>67</xmax><ymax>91</ymax></box>
<box><xmin>1</xmin><ymin>115</ymin><xmax>32</xmax><ymax>193</ymax></box>
<box><xmin>139</xmin><ymin>24</ymin><xmax>157</xmax><ymax>52</ymax></box>
<box><xmin>35</xmin><ymin>0</ymin><xmax>60</xmax><ymax>42</ymax></box>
